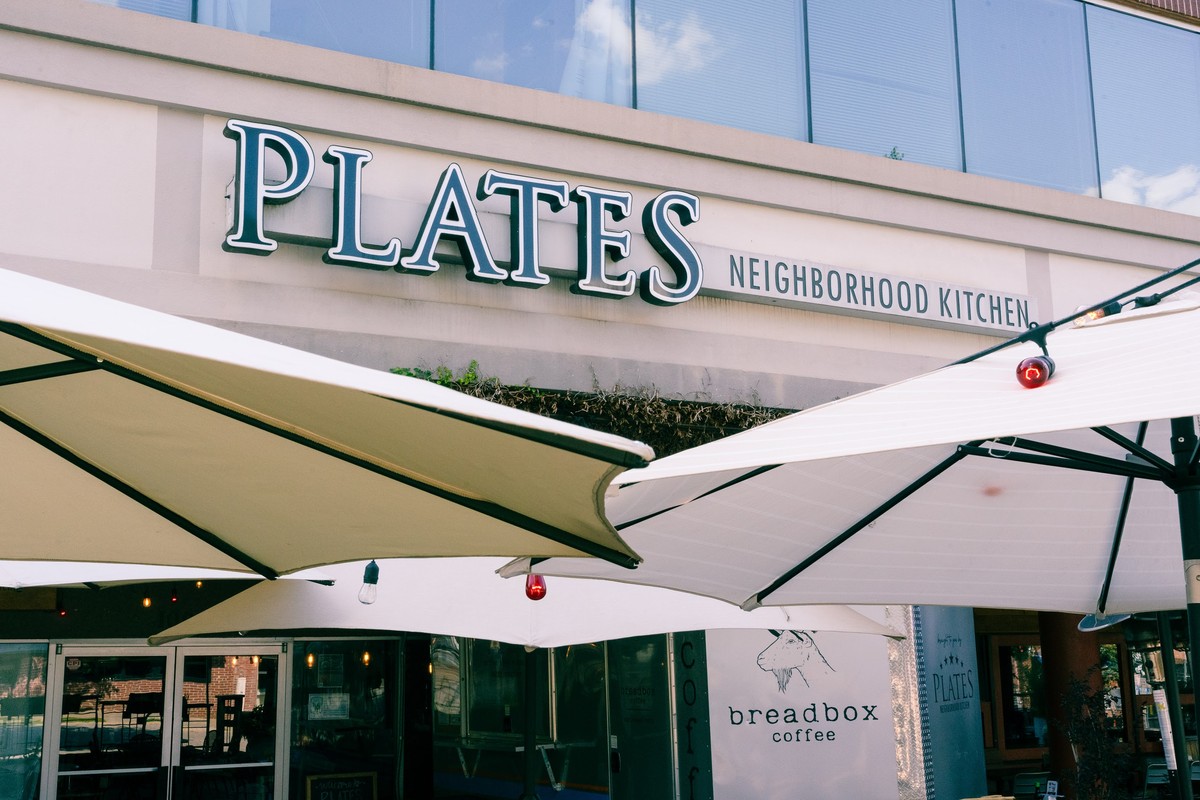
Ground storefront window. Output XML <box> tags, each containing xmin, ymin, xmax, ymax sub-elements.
<box><xmin>432</xmin><ymin>639</ymin><xmax>613</xmax><ymax>797</ymax></box>
<box><xmin>997</xmin><ymin>641</ymin><xmax>1047</xmax><ymax>754</ymax></box>
<box><xmin>430</xmin><ymin>636</ymin><xmax>461</xmax><ymax>738</ymax></box>
<box><xmin>0</xmin><ymin>644</ymin><xmax>46</xmax><ymax>800</ymax></box>
<box><xmin>465</xmin><ymin>640</ymin><xmax>549</xmax><ymax>738</ymax></box>
<box><xmin>554</xmin><ymin>643</ymin><xmax>607</xmax><ymax>791</ymax></box>
<box><xmin>58</xmin><ymin>654</ymin><xmax>166</xmax><ymax>799</ymax></box>
<box><xmin>635</xmin><ymin>0</ymin><xmax>807</xmax><ymax>139</ymax></box>
<box><xmin>175</xmin><ymin>653</ymin><xmax>279</xmax><ymax>799</ymax></box>
<box><xmin>290</xmin><ymin>641</ymin><xmax>399</xmax><ymax>800</ymax></box>
<box><xmin>434</xmin><ymin>0</ymin><xmax>633</xmax><ymax>105</ymax></box>
<box><xmin>1098</xmin><ymin>642</ymin><xmax>1128</xmax><ymax>740</ymax></box>
<box><xmin>608</xmin><ymin>635</ymin><xmax>674</xmax><ymax>799</ymax></box>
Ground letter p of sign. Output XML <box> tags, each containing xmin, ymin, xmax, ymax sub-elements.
<box><xmin>224</xmin><ymin>120</ymin><xmax>315</xmax><ymax>255</ymax></box>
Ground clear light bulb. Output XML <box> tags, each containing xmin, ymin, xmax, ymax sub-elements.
<box><xmin>358</xmin><ymin>560</ymin><xmax>380</xmax><ymax>605</ymax></box>
<box><xmin>357</xmin><ymin>582</ymin><xmax>378</xmax><ymax>605</ymax></box>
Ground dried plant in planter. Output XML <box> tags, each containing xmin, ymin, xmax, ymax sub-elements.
<box><xmin>391</xmin><ymin>360</ymin><xmax>791</xmax><ymax>457</ymax></box>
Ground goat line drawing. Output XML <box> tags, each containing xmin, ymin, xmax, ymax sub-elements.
<box><xmin>756</xmin><ymin>629</ymin><xmax>834</xmax><ymax>692</ymax></box>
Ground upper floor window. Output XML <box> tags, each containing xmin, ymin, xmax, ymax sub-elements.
<box><xmin>434</xmin><ymin>0</ymin><xmax>633</xmax><ymax>105</ymax></box>
<box><xmin>956</xmin><ymin>0</ymin><xmax>1098</xmax><ymax>195</ymax></box>
<box><xmin>1088</xmin><ymin>5</ymin><xmax>1200</xmax><ymax>214</ymax></box>
<box><xmin>198</xmin><ymin>0</ymin><xmax>430</xmax><ymax>66</ymax></box>
<box><xmin>807</xmin><ymin>0</ymin><xmax>962</xmax><ymax>169</ymax></box>
<box><xmin>635</xmin><ymin>0</ymin><xmax>808</xmax><ymax>140</ymax></box>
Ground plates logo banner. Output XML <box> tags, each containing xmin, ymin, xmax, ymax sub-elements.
<box><xmin>223</xmin><ymin>119</ymin><xmax>702</xmax><ymax>306</ymax></box>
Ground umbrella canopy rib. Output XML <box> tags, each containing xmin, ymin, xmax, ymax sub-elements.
<box><xmin>0</xmin><ymin>360</ymin><xmax>100</xmax><ymax>386</ymax></box>
<box><xmin>2</xmin><ymin>321</ymin><xmax>640</xmax><ymax>568</ymax></box>
<box><xmin>751</xmin><ymin>445</ymin><xmax>976</xmax><ymax>608</ymax></box>
<box><xmin>1095</xmin><ymin>422</ymin><xmax>1149</xmax><ymax>616</ymax></box>
<box><xmin>0</xmin><ymin>408</ymin><xmax>279</xmax><ymax>578</ymax></box>
<box><xmin>615</xmin><ymin>464</ymin><xmax>782</xmax><ymax>531</ymax></box>
<box><xmin>957</xmin><ymin>443</ymin><xmax>1162</xmax><ymax>481</ymax></box>
<box><xmin>1091</xmin><ymin>425</ymin><xmax>1177</xmax><ymax>475</ymax></box>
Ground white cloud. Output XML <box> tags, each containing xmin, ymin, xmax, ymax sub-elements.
<box><xmin>635</xmin><ymin>11</ymin><xmax>718</xmax><ymax>87</ymax></box>
<box><xmin>556</xmin><ymin>0</ymin><xmax>718</xmax><ymax>98</ymax></box>
<box><xmin>471</xmin><ymin>52</ymin><xmax>510</xmax><ymax>81</ymax></box>
<box><xmin>1102</xmin><ymin>164</ymin><xmax>1200</xmax><ymax>216</ymax></box>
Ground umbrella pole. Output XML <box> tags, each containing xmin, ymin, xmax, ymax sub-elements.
<box><xmin>518</xmin><ymin>647</ymin><xmax>539</xmax><ymax>800</ymax></box>
<box><xmin>1158</xmin><ymin>611</ymin><xmax>1193</xmax><ymax>800</ymax></box>
<box><xmin>1171</xmin><ymin>417</ymin><xmax>1200</xmax><ymax>797</ymax></box>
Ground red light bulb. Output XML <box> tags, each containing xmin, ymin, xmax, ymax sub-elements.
<box><xmin>1016</xmin><ymin>355</ymin><xmax>1055</xmax><ymax>389</ymax></box>
<box><xmin>525</xmin><ymin>574</ymin><xmax>548</xmax><ymax>601</ymax></box>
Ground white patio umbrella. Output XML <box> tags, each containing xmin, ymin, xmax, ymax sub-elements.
<box><xmin>517</xmin><ymin>267</ymin><xmax>1200</xmax><ymax>617</ymax></box>
<box><xmin>148</xmin><ymin>558</ymin><xmax>901</xmax><ymax>647</ymax></box>
<box><xmin>149</xmin><ymin>559</ymin><xmax>900</xmax><ymax>800</ymax></box>
<box><xmin>0</xmin><ymin>560</ymin><xmax>336</xmax><ymax>589</ymax></box>
<box><xmin>0</xmin><ymin>267</ymin><xmax>652</xmax><ymax>578</ymax></box>
<box><xmin>0</xmin><ymin>561</ymin><xmax>261</xmax><ymax>589</ymax></box>
<box><xmin>508</xmin><ymin>261</ymin><xmax>1200</xmax><ymax>798</ymax></box>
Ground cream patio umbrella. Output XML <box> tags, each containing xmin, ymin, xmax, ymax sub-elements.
<box><xmin>0</xmin><ymin>267</ymin><xmax>651</xmax><ymax>578</ymax></box>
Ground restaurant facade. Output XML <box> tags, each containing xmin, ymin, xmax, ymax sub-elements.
<box><xmin>3</xmin><ymin>0</ymin><xmax>1200</xmax><ymax>797</ymax></box>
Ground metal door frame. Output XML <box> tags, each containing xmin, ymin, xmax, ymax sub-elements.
<box><xmin>42</xmin><ymin>640</ymin><xmax>288</xmax><ymax>800</ymax></box>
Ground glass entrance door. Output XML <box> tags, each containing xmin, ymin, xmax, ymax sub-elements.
<box><xmin>171</xmin><ymin>649</ymin><xmax>282</xmax><ymax>800</ymax></box>
<box><xmin>54</xmin><ymin>649</ymin><xmax>168</xmax><ymax>799</ymax></box>
<box><xmin>49</xmin><ymin>645</ymin><xmax>284</xmax><ymax>800</ymax></box>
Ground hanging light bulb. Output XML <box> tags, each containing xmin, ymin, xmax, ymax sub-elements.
<box><xmin>358</xmin><ymin>560</ymin><xmax>379</xmax><ymax>605</ymax></box>
<box><xmin>1072</xmin><ymin>300</ymin><xmax>1123</xmax><ymax>327</ymax></box>
<box><xmin>170</xmin><ymin>587</ymin><xmax>178</xmax><ymax>603</ymax></box>
<box><xmin>57</xmin><ymin>605</ymin><xmax>67</xmax><ymax>618</ymax></box>
<box><xmin>251</xmin><ymin>655</ymin><xmax>259</xmax><ymax>666</ymax></box>
<box><xmin>525</xmin><ymin>573</ymin><xmax>548</xmax><ymax>601</ymax></box>
<box><xmin>306</xmin><ymin>653</ymin><xmax>315</xmax><ymax>669</ymax></box>
<box><xmin>362</xmin><ymin>651</ymin><xmax>371</xmax><ymax>666</ymax></box>
<box><xmin>231</xmin><ymin>656</ymin><xmax>239</xmax><ymax>666</ymax></box>
<box><xmin>1016</xmin><ymin>355</ymin><xmax>1055</xmax><ymax>389</ymax></box>
<box><xmin>142</xmin><ymin>596</ymin><xmax>152</xmax><ymax>608</ymax></box>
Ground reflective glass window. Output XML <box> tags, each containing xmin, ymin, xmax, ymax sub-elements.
<box><xmin>434</xmin><ymin>0</ymin><xmax>633</xmax><ymax>105</ymax></box>
<box><xmin>957</xmin><ymin>0</ymin><xmax>1097</xmax><ymax>195</ymax></box>
<box><xmin>292</xmin><ymin>641</ymin><xmax>400</xmax><ymax>800</ymax></box>
<box><xmin>997</xmin><ymin>641</ymin><xmax>1046</xmax><ymax>752</ymax></box>
<box><xmin>554</xmin><ymin>643</ymin><xmax>607</xmax><ymax>790</ymax></box>
<box><xmin>607</xmin><ymin>636</ymin><xmax>675</xmax><ymax>798</ymax></box>
<box><xmin>1088</xmin><ymin>5</ymin><xmax>1200</xmax><ymax>214</ymax></box>
<box><xmin>93</xmin><ymin>0</ymin><xmax>192</xmax><ymax>19</ymax></box>
<box><xmin>196</xmin><ymin>0</ymin><xmax>430</xmax><ymax>66</ymax></box>
<box><xmin>808</xmin><ymin>0</ymin><xmax>961</xmax><ymax>169</ymax></box>
<box><xmin>0</xmin><ymin>645</ymin><xmax>46</xmax><ymax>800</ymax></box>
<box><xmin>176</xmin><ymin>653</ymin><xmax>279</xmax><ymax>799</ymax></box>
<box><xmin>57</xmin><ymin>655</ymin><xmax>166</xmax><ymax>798</ymax></box>
<box><xmin>635</xmin><ymin>0</ymin><xmax>807</xmax><ymax>140</ymax></box>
